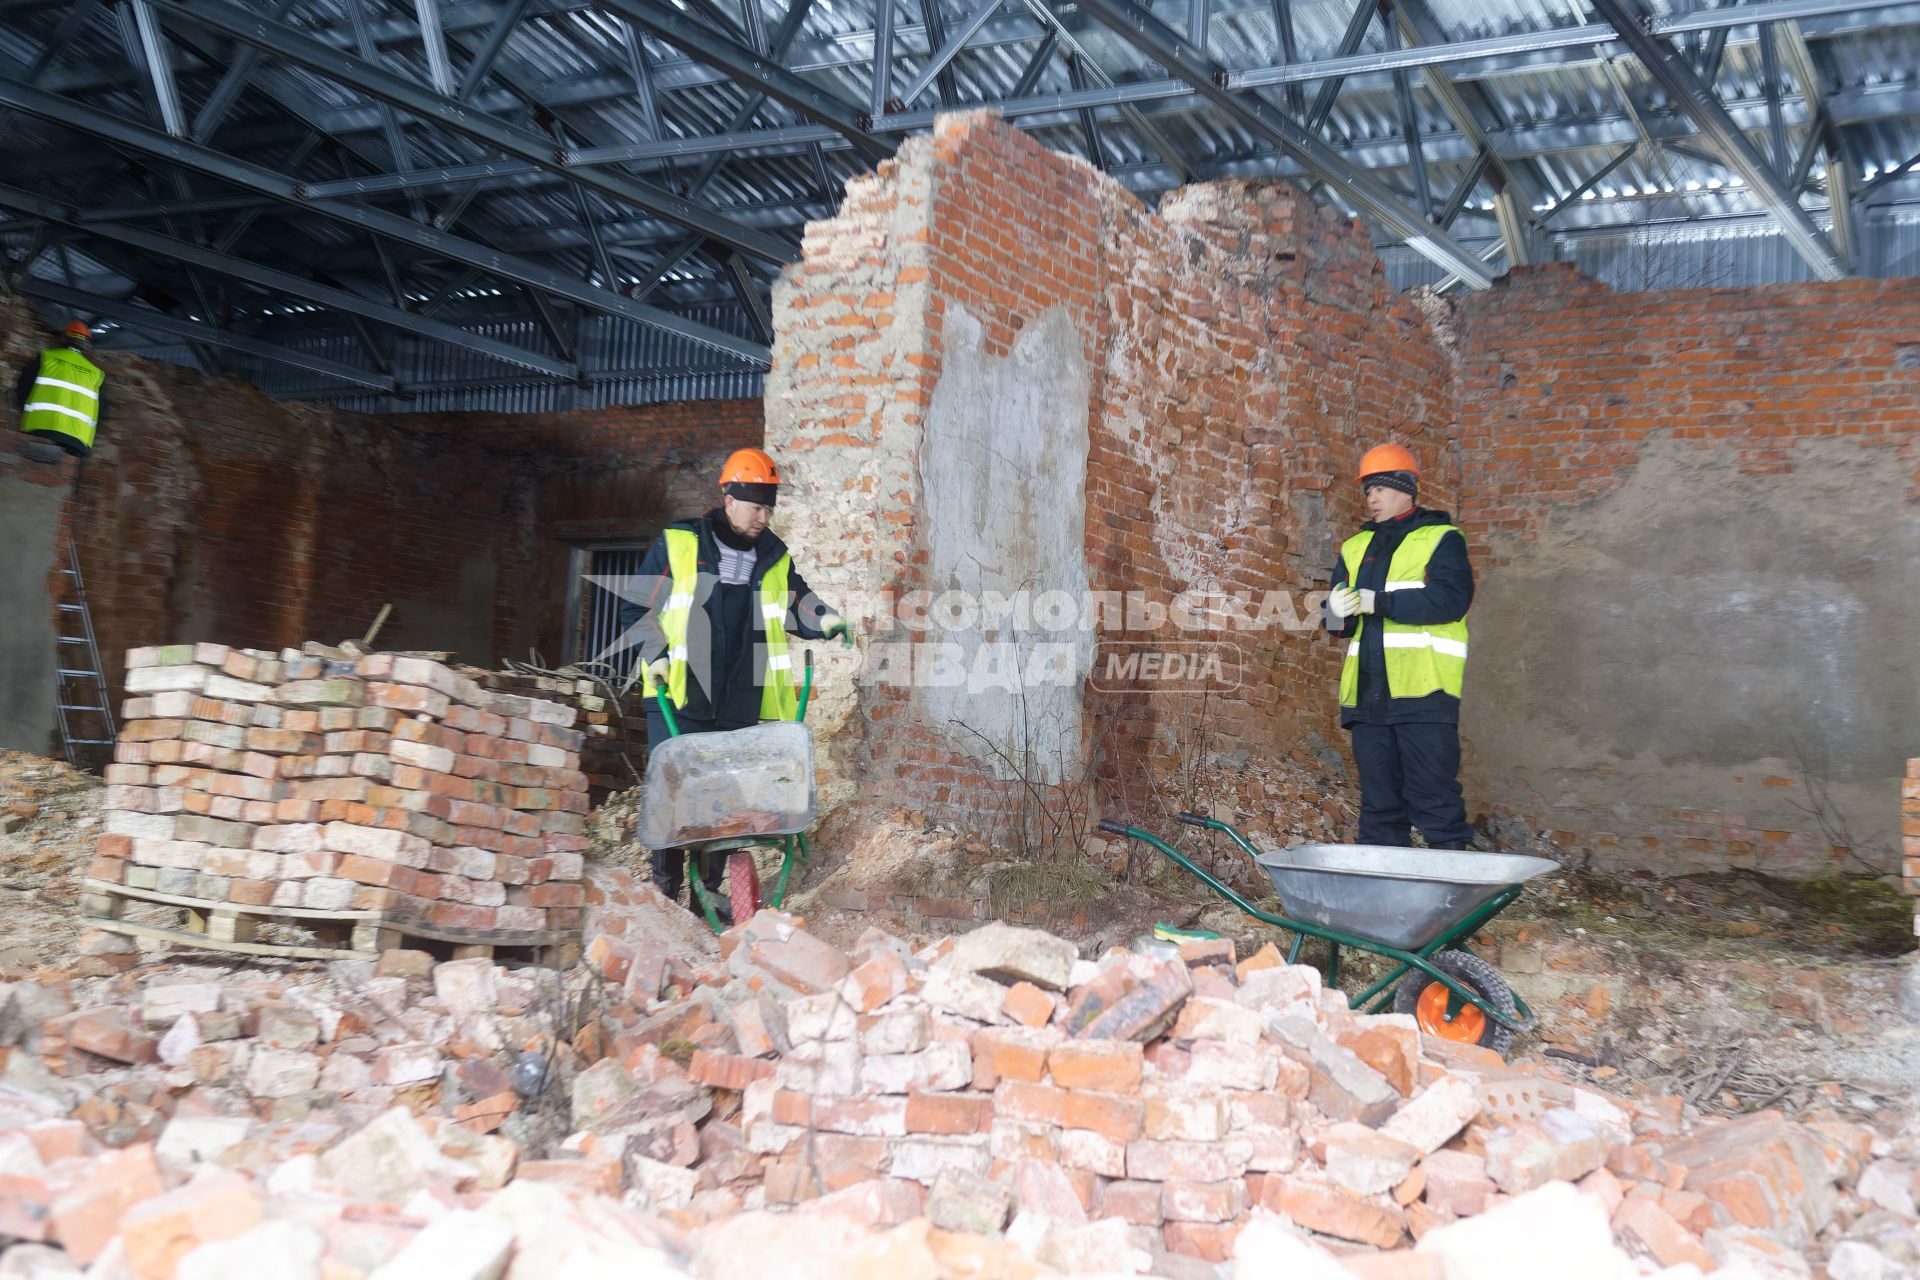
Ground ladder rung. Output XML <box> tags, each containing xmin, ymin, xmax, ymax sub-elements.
<box><xmin>57</xmin><ymin>636</ymin><xmax>90</xmax><ymax>644</ymax></box>
<box><xmin>56</xmin><ymin>669</ymin><xmax>102</xmax><ymax>679</ymax></box>
<box><xmin>58</xmin><ymin>700</ymin><xmax>110</xmax><ymax>709</ymax></box>
<box><xmin>64</xmin><ymin>738</ymin><xmax>116</xmax><ymax>746</ymax></box>
<box><xmin>56</xmin><ymin>603</ymin><xmax>85</xmax><ymax>612</ymax></box>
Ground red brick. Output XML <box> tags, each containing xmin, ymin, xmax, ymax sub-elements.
<box><xmin>905</xmin><ymin>1092</ymin><xmax>994</xmax><ymax>1135</ymax></box>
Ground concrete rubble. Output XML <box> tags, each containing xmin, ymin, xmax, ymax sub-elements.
<box><xmin>0</xmin><ymin>906</ymin><xmax>1912</xmax><ymax>1278</ymax></box>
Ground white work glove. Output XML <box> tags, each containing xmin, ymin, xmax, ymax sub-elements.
<box><xmin>643</xmin><ymin>656</ymin><xmax>672</xmax><ymax>691</ymax></box>
<box><xmin>1327</xmin><ymin>586</ymin><xmax>1376</xmax><ymax>619</ymax></box>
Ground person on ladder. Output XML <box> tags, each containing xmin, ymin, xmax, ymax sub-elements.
<box><xmin>13</xmin><ymin>321</ymin><xmax>108</xmax><ymax>460</ymax></box>
<box><xmin>616</xmin><ymin>447</ymin><xmax>851</xmax><ymax>922</ymax></box>
<box><xmin>1323</xmin><ymin>443</ymin><xmax>1478</xmax><ymax>851</ymax></box>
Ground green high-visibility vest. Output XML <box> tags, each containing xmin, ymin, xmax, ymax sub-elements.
<box><xmin>1337</xmin><ymin>524</ymin><xmax>1469</xmax><ymax>708</ymax></box>
<box><xmin>20</xmin><ymin>347</ymin><xmax>104</xmax><ymax>452</ymax></box>
<box><xmin>656</xmin><ymin>527</ymin><xmax>798</xmax><ymax>720</ymax></box>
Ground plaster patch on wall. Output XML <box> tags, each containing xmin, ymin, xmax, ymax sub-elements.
<box><xmin>917</xmin><ymin>304</ymin><xmax>1094</xmax><ymax>782</ymax></box>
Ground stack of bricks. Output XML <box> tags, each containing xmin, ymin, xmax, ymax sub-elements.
<box><xmin>1907</xmin><ymin>758</ymin><xmax>1920</xmax><ymax>944</ymax></box>
<box><xmin>90</xmin><ymin>642</ymin><xmax>589</xmax><ymax>946</ymax></box>
<box><xmin>466</xmin><ymin>667</ymin><xmax>649</xmax><ymax>802</ymax></box>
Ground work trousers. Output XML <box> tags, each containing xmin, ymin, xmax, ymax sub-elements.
<box><xmin>1349</xmin><ymin>721</ymin><xmax>1476</xmax><ymax>849</ymax></box>
<box><xmin>645</xmin><ymin>707</ymin><xmax>755</xmax><ymax>917</ymax></box>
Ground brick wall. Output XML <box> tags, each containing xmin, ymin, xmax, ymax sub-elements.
<box><xmin>47</xmin><ymin>356</ymin><xmax>539</xmax><ymax>709</ymax></box>
<box><xmin>392</xmin><ymin>401</ymin><xmax>764</xmax><ymax>662</ymax></box>
<box><xmin>1452</xmin><ymin>266</ymin><xmax>1920</xmax><ymax>875</ymax></box>
<box><xmin>768</xmin><ymin>112</ymin><xmax>1457</xmax><ymax>830</ymax></box>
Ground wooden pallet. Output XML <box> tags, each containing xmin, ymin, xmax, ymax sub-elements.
<box><xmin>81</xmin><ymin>879</ymin><xmax>580</xmax><ymax>965</ymax></box>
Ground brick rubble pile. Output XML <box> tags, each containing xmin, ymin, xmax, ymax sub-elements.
<box><xmin>0</xmin><ymin>904</ymin><xmax>1913</xmax><ymax>1278</ymax></box>
<box><xmin>93</xmin><ymin>644</ymin><xmax>589</xmax><ymax>944</ymax></box>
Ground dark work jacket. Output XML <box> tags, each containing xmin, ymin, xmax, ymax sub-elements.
<box><xmin>1324</xmin><ymin>507</ymin><xmax>1474</xmax><ymax>727</ymax></box>
<box><xmin>616</xmin><ymin>509</ymin><xmax>839</xmax><ymax>725</ymax></box>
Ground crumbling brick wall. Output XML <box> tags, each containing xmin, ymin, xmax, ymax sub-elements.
<box><xmin>1451</xmin><ymin>266</ymin><xmax>1920</xmax><ymax>875</ymax></box>
<box><xmin>767</xmin><ymin>112</ymin><xmax>1457</xmax><ymax>830</ymax></box>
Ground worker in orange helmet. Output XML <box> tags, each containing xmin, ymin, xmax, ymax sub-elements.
<box><xmin>1323</xmin><ymin>444</ymin><xmax>1478</xmax><ymax>850</ymax></box>
<box><xmin>13</xmin><ymin>320</ymin><xmax>109</xmax><ymax>459</ymax></box>
<box><xmin>616</xmin><ymin>447</ymin><xmax>849</xmax><ymax>918</ymax></box>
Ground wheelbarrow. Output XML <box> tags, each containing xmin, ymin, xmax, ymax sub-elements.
<box><xmin>1098</xmin><ymin>813</ymin><xmax>1558</xmax><ymax>1054</ymax></box>
<box><xmin>639</xmin><ymin>651</ymin><xmax>818</xmax><ymax>934</ymax></box>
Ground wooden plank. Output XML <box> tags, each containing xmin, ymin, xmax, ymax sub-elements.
<box><xmin>84</xmin><ymin>916</ymin><xmax>374</xmax><ymax>962</ymax></box>
<box><xmin>84</xmin><ymin>879</ymin><xmax>379</xmax><ymax>922</ymax></box>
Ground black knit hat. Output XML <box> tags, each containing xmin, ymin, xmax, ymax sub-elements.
<box><xmin>723</xmin><ymin>480</ymin><xmax>778</xmax><ymax>508</ymax></box>
<box><xmin>1362</xmin><ymin>470</ymin><xmax>1418</xmax><ymax>498</ymax></box>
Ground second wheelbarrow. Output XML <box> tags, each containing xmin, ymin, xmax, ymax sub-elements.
<box><xmin>1099</xmin><ymin>813</ymin><xmax>1558</xmax><ymax>1055</ymax></box>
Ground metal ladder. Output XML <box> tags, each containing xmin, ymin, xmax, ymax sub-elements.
<box><xmin>53</xmin><ymin>534</ymin><xmax>116</xmax><ymax>769</ymax></box>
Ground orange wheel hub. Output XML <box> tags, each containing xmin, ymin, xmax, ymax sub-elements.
<box><xmin>1415</xmin><ymin>981</ymin><xmax>1487</xmax><ymax>1044</ymax></box>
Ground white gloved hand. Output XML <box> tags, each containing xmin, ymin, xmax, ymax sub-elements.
<box><xmin>643</xmin><ymin>656</ymin><xmax>672</xmax><ymax>690</ymax></box>
<box><xmin>1327</xmin><ymin>587</ymin><xmax>1378</xmax><ymax>620</ymax></box>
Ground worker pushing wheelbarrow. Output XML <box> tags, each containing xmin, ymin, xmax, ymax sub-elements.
<box><xmin>615</xmin><ymin>446</ymin><xmax>850</xmax><ymax>932</ymax></box>
<box><xmin>1101</xmin><ymin>813</ymin><xmax>1557</xmax><ymax>1055</ymax></box>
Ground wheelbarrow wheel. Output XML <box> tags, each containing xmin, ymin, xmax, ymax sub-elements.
<box><xmin>728</xmin><ymin>849</ymin><xmax>761</xmax><ymax>926</ymax></box>
<box><xmin>1394</xmin><ymin>950</ymin><xmax>1517</xmax><ymax>1057</ymax></box>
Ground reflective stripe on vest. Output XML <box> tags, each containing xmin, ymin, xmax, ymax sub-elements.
<box><xmin>21</xmin><ymin>348</ymin><xmax>103</xmax><ymax>450</ymax></box>
<box><xmin>658</xmin><ymin>527</ymin><xmax>798</xmax><ymax>720</ymax></box>
<box><xmin>1337</xmin><ymin>524</ymin><xmax>1469</xmax><ymax>708</ymax></box>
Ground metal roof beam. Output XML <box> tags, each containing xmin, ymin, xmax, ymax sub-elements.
<box><xmin>612</xmin><ymin>0</ymin><xmax>820</xmax><ymax>300</ymax></box>
<box><xmin>1535</xmin><ymin>142</ymin><xmax>1638</xmax><ymax>227</ymax></box>
<box><xmin>456</xmin><ymin>0</ymin><xmax>532</xmax><ymax>100</ymax></box>
<box><xmin>597</xmin><ymin>0</ymin><xmax>894</xmax><ymax>163</ymax></box>
<box><xmin>1389</xmin><ymin>0</ymin><xmax>1553</xmax><ymax>262</ymax></box>
<box><xmin>1587</xmin><ymin>0</ymin><xmax>1844</xmax><ymax>280</ymax></box>
<box><xmin>1015</xmin><ymin>0</ymin><xmax>1197</xmax><ymax>182</ymax></box>
<box><xmin>415</xmin><ymin>0</ymin><xmax>455</xmax><ymax>96</ymax></box>
<box><xmin>0</xmin><ymin>181</ymin><xmax>578</xmax><ymax>377</ymax></box>
<box><xmin>1065</xmin><ymin>0</ymin><xmax>1492</xmax><ymax>286</ymax></box>
<box><xmin>898</xmin><ymin>0</ymin><xmax>1001</xmax><ymax>109</ymax></box>
<box><xmin>18</xmin><ymin>277</ymin><xmax>397</xmax><ymax>391</ymax></box>
<box><xmin>190</xmin><ymin>0</ymin><xmax>296</xmax><ymax>141</ymax></box>
<box><xmin>0</xmin><ymin>80</ymin><xmax>772</xmax><ymax>365</ymax></box>
<box><xmin>157</xmin><ymin>0</ymin><xmax>797</xmax><ymax>266</ymax></box>
<box><xmin>124</xmin><ymin>0</ymin><xmax>189</xmax><ymax>138</ymax></box>
<box><xmin>1305</xmin><ymin>0</ymin><xmax>1377</xmax><ymax>133</ymax></box>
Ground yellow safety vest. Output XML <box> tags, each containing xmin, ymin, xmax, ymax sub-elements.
<box><xmin>657</xmin><ymin>527</ymin><xmax>798</xmax><ymax>720</ymax></box>
<box><xmin>20</xmin><ymin>348</ymin><xmax>104</xmax><ymax>453</ymax></box>
<box><xmin>1338</xmin><ymin>524</ymin><xmax>1469</xmax><ymax>708</ymax></box>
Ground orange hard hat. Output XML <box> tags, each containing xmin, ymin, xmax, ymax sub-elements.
<box><xmin>1357</xmin><ymin>443</ymin><xmax>1419</xmax><ymax>480</ymax></box>
<box><xmin>719</xmin><ymin>447</ymin><xmax>779</xmax><ymax>489</ymax></box>
<box><xmin>65</xmin><ymin>320</ymin><xmax>92</xmax><ymax>342</ymax></box>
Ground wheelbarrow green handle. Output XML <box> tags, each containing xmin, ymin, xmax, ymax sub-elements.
<box><xmin>650</xmin><ymin>680</ymin><xmax>680</xmax><ymax>738</ymax></box>
<box><xmin>1176</xmin><ymin>811</ymin><xmax>1210</xmax><ymax>827</ymax></box>
<box><xmin>795</xmin><ymin>649</ymin><xmax>814</xmax><ymax>722</ymax></box>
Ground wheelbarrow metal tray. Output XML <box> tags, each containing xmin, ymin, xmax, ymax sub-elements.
<box><xmin>1253</xmin><ymin>844</ymin><xmax>1559</xmax><ymax>952</ymax></box>
<box><xmin>637</xmin><ymin>722</ymin><xmax>816</xmax><ymax>850</ymax></box>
